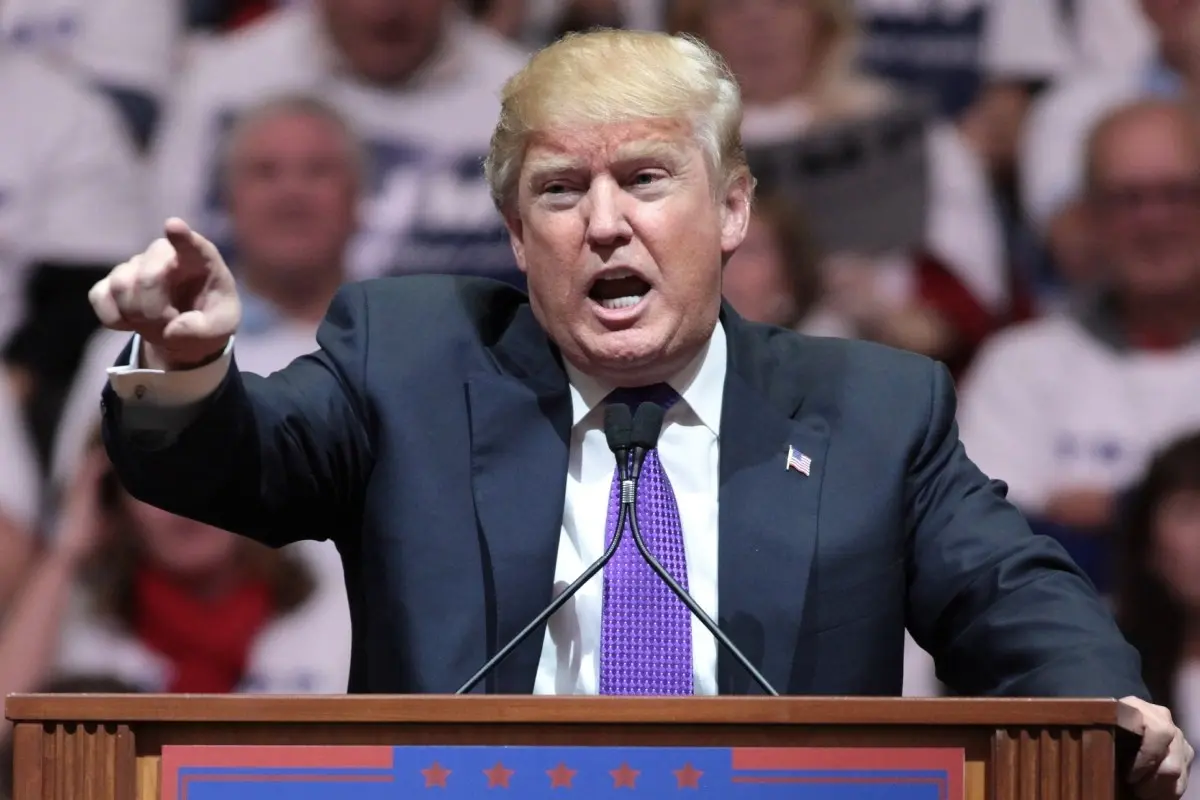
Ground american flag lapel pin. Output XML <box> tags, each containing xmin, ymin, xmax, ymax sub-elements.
<box><xmin>786</xmin><ymin>445</ymin><xmax>812</xmax><ymax>476</ymax></box>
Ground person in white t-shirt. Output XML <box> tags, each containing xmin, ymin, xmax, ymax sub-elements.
<box><xmin>0</xmin><ymin>0</ymin><xmax>182</xmax><ymax>148</ymax></box>
<box><xmin>960</xmin><ymin>100</ymin><xmax>1200</xmax><ymax>549</ymax></box>
<box><xmin>152</xmin><ymin>0</ymin><xmax>528</xmax><ymax>290</ymax></box>
<box><xmin>0</xmin><ymin>43</ymin><xmax>149</xmax><ymax>467</ymax></box>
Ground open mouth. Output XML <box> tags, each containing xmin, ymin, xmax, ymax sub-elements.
<box><xmin>588</xmin><ymin>272</ymin><xmax>652</xmax><ymax>311</ymax></box>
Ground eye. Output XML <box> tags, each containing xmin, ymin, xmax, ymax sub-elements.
<box><xmin>629</xmin><ymin>170</ymin><xmax>667</xmax><ymax>189</ymax></box>
<box><xmin>541</xmin><ymin>180</ymin><xmax>580</xmax><ymax>196</ymax></box>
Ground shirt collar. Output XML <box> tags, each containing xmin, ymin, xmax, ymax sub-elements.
<box><xmin>564</xmin><ymin>321</ymin><xmax>727</xmax><ymax>435</ymax></box>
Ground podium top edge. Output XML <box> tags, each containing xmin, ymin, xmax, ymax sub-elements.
<box><xmin>3</xmin><ymin>694</ymin><xmax>1122</xmax><ymax>727</ymax></box>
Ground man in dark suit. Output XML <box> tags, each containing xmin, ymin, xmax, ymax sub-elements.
<box><xmin>89</xmin><ymin>28</ymin><xmax>1190</xmax><ymax>798</ymax></box>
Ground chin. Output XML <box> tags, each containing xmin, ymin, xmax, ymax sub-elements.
<box><xmin>577</xmin><ymin>333</ymin><xmax>679</xmax><ymax>383</ymax></box>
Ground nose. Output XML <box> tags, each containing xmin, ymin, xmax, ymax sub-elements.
<box><xmin>584</xmin><ymin>177</ymin><xmax>633</xmax><ymax>247</ymax></box>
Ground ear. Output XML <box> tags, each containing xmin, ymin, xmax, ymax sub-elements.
<box><xmin>503</xmin><ymin>208</ymin><xmax>528</xmax><ymax>274</ymax></box>
<box><xmin>719</xmin><ymin>170</ymin><xmax>753</xmax><ymax>256</ymax></box>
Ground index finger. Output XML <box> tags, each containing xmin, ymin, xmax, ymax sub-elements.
<box><xmin>163</xmin><ymin>217</ymin><xmax>219</xmax><ymax>268</ymax></box>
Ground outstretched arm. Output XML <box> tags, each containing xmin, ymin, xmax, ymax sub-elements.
<box><xmin>102</xmin><ymin>282</ymin><xmax>375</xmax><ymax>547</ymax></box>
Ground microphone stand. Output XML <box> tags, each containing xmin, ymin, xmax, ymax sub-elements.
<box><xmin>455</xmin><ymin>404</ymin><xmax>634</xmax><ymax>695</ymax></box>
<box><xmin>625</xmin><ymin>404</ymin><xmax>780</xmax><ymax>696</ymax></box>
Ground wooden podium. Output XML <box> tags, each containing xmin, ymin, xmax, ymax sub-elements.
<box><xmin>6</xmin><ymin>694</ymin><xmax>1136</xmax><ymax>799</ymax></box>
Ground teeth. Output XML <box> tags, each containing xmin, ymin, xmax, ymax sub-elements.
<box><xmin>598</xmin><ymin>295</ymin><xmax>643</xmax><ymax>310</ymax></box>
<box><xmin>599</xmin><ymin>268</ymin><xmax>636</xmax><ymax>281</ymax></box>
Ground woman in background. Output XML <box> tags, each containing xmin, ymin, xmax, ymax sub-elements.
<box><xmin>1116</xmin><ymin>431</ymin><xmax>1200</xmax><ymax>798</ymax></box>
<box><xmin>0</xmin><ymin>427</ymin><xmax>350</xmax><ymax>700</ymax></box>
<box><xmin>1119</xmin><ymin>432</ymin><xmax>1200</xmax><ymax>718</ymax></box>
<box><xmin>674</xmin><ymin>0</ymin><xmax>1032</xmax><ymax>376</ymax></box>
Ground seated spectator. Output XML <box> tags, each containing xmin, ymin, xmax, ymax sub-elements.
<box><xmin>152</xmin><ymin>0</ymin><xmax>527</xmax><ymax>287</ymax></box>
<box><xmin>0</xmin><ymin>41</ymin><xmax>149</xmax><ymax>469</ymax></box>
<box><xmin>671</xmin><ymin>0</ymin><xmax>1028</xmax><ymax>375</ymax></box>
<box><xmin>0</xmin><ymin>0</ymin><xmax>182</xmax><ymax>148</ymax></box>
<box><xmin>216</xmin><ymin>93</ymin><xmax>356</xmax><ymax>333</ymax></box>
<box><xmin>1116</xmin><ymin>431</ymin><xmax>1200</xmax><ymax>798</ymax></box>
<box><xmin>1021</xmin><ymin>0</ymin><xmax>1200</xmax><ymax>297</ymax></box>
<box><xmin>48</xmin><ymin>428</ymin><xmax>349</xmax><ymax>694</ymax></box>
<box><xmin>958</xmin><ymin>99</ymin><xmax>1200</xmax><ymax>590</ymax></box>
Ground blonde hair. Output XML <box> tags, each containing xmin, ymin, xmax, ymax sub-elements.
<box><xmin>668</xmin><ymin>0</ymin><xmax>893</xmax><ymax>124</ymax></box>
<box><xmin>484</xmin><ymin>28</ymin><xmax>749</xmax><ymax>212</ymax></box>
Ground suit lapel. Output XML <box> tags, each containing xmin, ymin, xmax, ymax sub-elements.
<box><xmin>717</xmin><ymin>309</ymin><xmax>830</xmax><ymax>695</ymax></box>
<box><xmin>467</xmin><ymin>306</ymin><xmax>572</xmax><ymax>694</ymax></box>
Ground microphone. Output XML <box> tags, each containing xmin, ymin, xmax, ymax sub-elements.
<box><xmin>455</xmin><ymin>404</ymin><xmax>635</xmax><ymax>694</ymax></box>
<box><xmin>625</xmin><ymin>403</ymin><xmax>781</xmax><ymax>696</ymax></box>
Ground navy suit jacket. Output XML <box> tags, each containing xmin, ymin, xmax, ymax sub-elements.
<box><xmin>101</xmin><ymin>275</ymin><xmax>1149</xmax><ymax>698</ymax></box>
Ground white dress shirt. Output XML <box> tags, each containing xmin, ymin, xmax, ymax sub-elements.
<box><xmin>108</xmin><ymin>322</ymin><xmax>727</xmax><ymax>696</ymax></box>
<box><xmin>534</xmin><ymin>323</ymin><xmax>725</xmax><ymax>695</ymax></box>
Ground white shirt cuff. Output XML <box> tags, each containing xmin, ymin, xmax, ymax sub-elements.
<box><xmin>107</xmin><ymin>334</ymin><xmax>234</xmax><ymax>406</ymax></box>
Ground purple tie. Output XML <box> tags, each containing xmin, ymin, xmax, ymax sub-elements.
<box><xmin>599</xmin><ymin>384</ymin><xmax>694</xmax><ymax>695</ymax></box>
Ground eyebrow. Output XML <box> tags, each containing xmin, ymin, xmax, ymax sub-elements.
<box><xmin>524</xmin><ymin>140</ymin><xmax>687</xmax><ymax>185</ymax></box>
<box><xmin>612</xmin><ymin>141</ymin><xmax>686</xmax><ymax>165</ymax></box>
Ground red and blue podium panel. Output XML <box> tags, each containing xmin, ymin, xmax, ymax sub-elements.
<box><xmin>162</xmin><ymin>745</ymin><xmax>963</xmax><ymax>799</ymax></box>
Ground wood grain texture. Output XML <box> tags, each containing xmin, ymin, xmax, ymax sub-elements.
<box><xmin>1083</xmin><ymin>728</ymin><xmax>1117</xmax><ymax>800</ymax></box>
<box><xmin>991</xmin><ymin>726</ymin><xmax>1109</xmax><ymax>800</ymax></box>
<box><xmin>11</xmin><ymin>724</ymin><xmax>42</xmax><ymax>800</ymax></box>
<box><xmin>9</xmin><ymin>722</ymin><xmax>129</xmax><ymax>800</ymax></box>
<box><xmin>5</xmin><ymin>695</ymin><xmax>1123</xmax><ymax>726</ymax></box>
<box><xmin>994</xmin><ymin>728</ymin><xmax>1018</xmax><ymax>800</ymax></box>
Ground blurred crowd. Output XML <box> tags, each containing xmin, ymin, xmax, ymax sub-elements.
<box><xmin>2</xmin><ymin>0</ymin><xmax>1200</xmax><ymax>794</ymax></box>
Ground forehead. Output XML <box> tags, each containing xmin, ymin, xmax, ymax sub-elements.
<box><xmin>522</xmin><ymin>118</ymin><xmax>699</xmax><ymax>173</ymax></box>
<box><xmin>1095</xmin><ymin>114</ymin><xmax>1200</xmax><ymax>181</ymax></box>
<box><xmin>235</xmin><ymin>112</ymin><xmax>346</xmax><ymax>156</ymax></box>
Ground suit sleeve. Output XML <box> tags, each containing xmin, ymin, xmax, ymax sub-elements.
<box><xmin>903</xmin><ymin>359</ymin><xmax>1148</xmax><ymax>699</ymax></box>
<box><xmin>100</xmin><ymin>283</ymin><xmax>375</xmax><ymax>548</ymax></box>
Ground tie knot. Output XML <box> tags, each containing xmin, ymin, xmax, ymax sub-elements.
<box><xmin>606</xmin><ymin>382</ymin><xmax>680</xmax><ymax>411</ymax></box>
